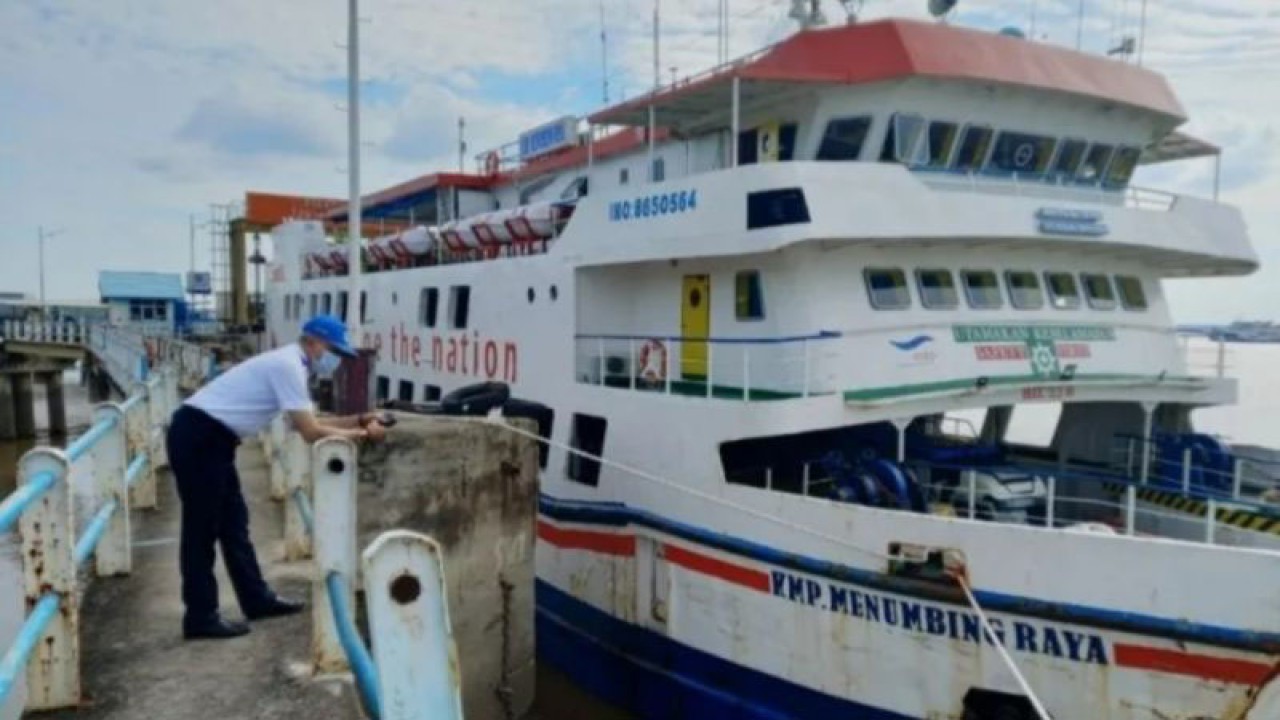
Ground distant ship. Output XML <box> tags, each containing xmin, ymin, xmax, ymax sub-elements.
<box><xmin>1212</xmin><ymin>321</ymin><xmax>1280</xmax><ymax>343</ymax></box>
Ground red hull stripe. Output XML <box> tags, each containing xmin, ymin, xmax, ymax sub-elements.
<box><xmin>537</xmin><ymin>520</ymin><xmax>635</xmax><ymax>556</ymax></box>
<box><xmin>664</xmin><ymin>544</ymin><xmax>771</xmax><ymax>593</ymax></box>
<box><xmin>1113</xmin><ymin>643</ymin><xmax>1275</xmax><ymax>686</ymax></box>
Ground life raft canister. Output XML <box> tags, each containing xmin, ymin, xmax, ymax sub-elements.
<box><xmin>638</xmin><ymin>339</ymin><xmax>667</xmax><ymax>382</ymax></box>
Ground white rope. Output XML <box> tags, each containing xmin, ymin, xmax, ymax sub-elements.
<box><xmin>473</xmin><ymin>413</ymin><xmax>1055</xmax><ymax>715</ymax></box>
<box><xmin>952</xmin><ymin>572</ymin><xmax>1052</xmax><ymax>720</ymax></box>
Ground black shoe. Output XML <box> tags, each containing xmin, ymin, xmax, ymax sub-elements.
<box><xmin>183</xmin><ymin>616</ymin><xmax>251</xmax><ymax>640</ymax></box>
<box><xmin>244</xmin><ymin>593</ymin><xmax>305</xmax><ymax>620</ymax></box>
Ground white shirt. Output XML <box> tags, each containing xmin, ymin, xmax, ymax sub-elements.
<box><xmin>186</xmin><ymin>343</ymin><xmax>313</xmax><ymax>437</ymax></box>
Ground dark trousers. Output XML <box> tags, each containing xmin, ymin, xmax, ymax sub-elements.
<box><xmin>166</xmin><ymin>405</ymin><xmax>271</xmax><ymax>624</ymax></box>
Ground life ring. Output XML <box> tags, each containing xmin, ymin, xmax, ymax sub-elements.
<box><xmin>484</xmin><ymin>151</ymin><xmax>501</xmax><ymax>176</ymax></box>
<box><xmin>638</xmin><ymin>339</ymin><xmax>667</xmax><ymax>382</ymax></box>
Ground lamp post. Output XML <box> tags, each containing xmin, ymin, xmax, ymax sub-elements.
<box><xmin>37</xmin><ymin>226</ymin><xmax>66</xmax><ymax>319</ymax></box>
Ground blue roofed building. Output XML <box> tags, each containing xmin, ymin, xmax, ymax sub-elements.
<box><xmin>98</xmin><ymin>271</ymin><xmax>186</xmax><ymax>334</ymax></box>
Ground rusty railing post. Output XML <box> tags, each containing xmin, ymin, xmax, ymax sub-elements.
<box><xmin>91</xmin><ymin>403</ymin><xmax>132</xmax><ymax>576</ymax></box>
<box><xmin>283</xmin><ymin>429</ymin><xmax>314</xmax><ymax>560</ymax></box>
<box><xmin>311</xmin><ymin>438</ymin><xmax>358</xmax><ymax>674</ymax></box>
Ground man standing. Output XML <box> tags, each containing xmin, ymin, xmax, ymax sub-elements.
<box><xmin>167</xmin><ymin>315</ymin><xmax>385</xmax><ymax>640</ymax></box>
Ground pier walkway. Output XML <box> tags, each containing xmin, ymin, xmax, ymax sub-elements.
<box><xmin>40</xmin><ymin>442</ymin><xmax>361</xmax><ymax>720</ymax></box>
<box><xmin>1</xmin><ymin>323</ymin><xmax>467</xmax><ymax>720</ymax></box>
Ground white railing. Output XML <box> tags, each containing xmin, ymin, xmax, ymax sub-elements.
<box><xmin>88</xmin><ymin>324</ymin><xmax>217</xmax><ymax>393</ymax></box>
<box><xmin>259</xmin><ymin>418</ymin><xmax>463</xmax><ymax>720</ymax></box>
<box><xmin>0</xmin><ymin>320</ymin><xmax>87</xmax><ymax>346</ymax></box>
<box><xmin>917</xmin><ymin>170</ymin><xmax>1179</xmax><ymax>212</ymax></box>
<box><xmin>1179</xmin><ymin>335</ymin><xmax>1230</xmax><ymax>379</ymax></box>
<box><xmin>0</xmin><ymin>367</ymin><xmax>177</xmax><ymax>711</ymax></box>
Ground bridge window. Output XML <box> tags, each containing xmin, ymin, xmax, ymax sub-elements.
<box><xmin>560</xmin><ymin>176</ymin><xmax>589</xmax><ymax>201</ymax></box>
<box><xmin>962</xmin><ymin>270</ymin><xmax>1003</xmax><ymax>309</ymax></box>
<box><xmin>990</xmin><ymin>132</ymin><xmax>1056</xmax><ymax>174</ymax></box>
<box><xmin>739</xmin><ymin>123</ymin><xmax>798</xmax><ymax>165</ymax></box>
<box><xmin>1005</xmin><ymin>271</ymin><xmax>1045</xmax><ymax>310</ymax></box>
<box><xmin>1106</xmin><ymin>147</ymin><xmax>1140</xmax><ymax>187</ymax></box>
<box><xmin>925</xmin><ymin>121</ymin><xmax>960</xmax><ymax>168</ymax></box>
<box><xmin>448</xmin><ymin>286</ymin><xmax>470</xmax><ymax>329</ymax></box>
<box><xmin>816</xmin><ymin>116</ymin><xmax>872</xmax><ymax>161</ymax></box>
<box><xmin>735</xmin><ymin>270</ymin><xmax>766</xmax><ymax>321</ymax></box>
<box><xmin>1078</xmin><ymin>143</ymin><xmax>1114</xmax><ymax>182</ymax></box>
<box><xmin>879</xmin><ymin>113</ymin><xmax>927</xmax><ymax>165</ymax></box>
<box><xmin>1044</xmin><ymin>272</ymin><xmax>1081</xmax><ymax>309</ymax></box>
<box><xmin>952</xmin><ymin>125</ymin><xmax>993</xmax><ymax>171</ymax></box>
<box><xmin>1051</xmin><ymin>139</ymin><xmax>1087</xmax><ymax>176</ymax></box>
<box><xmin>567</xmin><ymin>413</ymin><xmax>608</xmax><ymax>486</ymax></box>
<box><xmin>419</xmin><ymin>288</ymin><xmax>439</xmax><ymax>328</ymax></box>
<box><xmin>865</xmin><ymin>268</ymin><xmax>911</xmax><ymax>310</ymax></box>
<box><xmin>1081</xmin><ymin>273</ymin><xmax>1117</xmax><ymax>310</ymax></box>
<box><xmin>915</xmin><ymin>269</ymin><xmax>958</xmax><ymax>309</ymax></box>
<box><xmin>1115</xmin><ymin>275</ymin><xmax>1148</xmax><ymax>310</ymax></box>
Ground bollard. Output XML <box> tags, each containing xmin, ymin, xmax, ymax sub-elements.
<box><xmin>92</xmin><ymin>404</ymin><xmax>132</xmax><ymax>576</ymax></box>
<box><xmin>311</xmin><ymin>438</ymin><xmax>358</xmax><ymax>674</ymax></box>
<box><xmin>283</xmin><ymin>430</ymin><xmax>314</xmax><ymax>561</ymax></box>
<box><xmin>269</xmin><ymin>416</ymin><xmax>287</xmax><ymax>501</ymax></box>
<box><xmin>363</xmin><ymin>531</ymin><xmax>464</xmax><ymax>720</ymax></box>
<box><xmin>17</xmin><ymin>449</ymin><xmax>80</xmax><ymax>709</ymax></box>
<box><xmin>127</xmin><ymin>384</ymin><xmax>158</xmax><ymax>510</ymax></box>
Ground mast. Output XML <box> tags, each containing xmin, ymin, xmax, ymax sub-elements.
<box><xmin>346</xmin><ymin>0</ymin><xmax>362</xmax><ymax>334</ymax></box>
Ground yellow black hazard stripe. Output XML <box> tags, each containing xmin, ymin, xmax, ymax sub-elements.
<box><xmin>1102</xmin><ymin>483</ymin><xmax>1280</xmax><ymax>536</ymax></box>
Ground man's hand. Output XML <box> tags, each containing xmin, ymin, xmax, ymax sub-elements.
<box><xmin>364</xmin><ymin>420</ymin><xmax>387</xmax><ymax>442</ymax></box>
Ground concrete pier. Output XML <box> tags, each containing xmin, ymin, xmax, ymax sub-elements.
<box><xmin>0</xmin><ymin>375</ymin><xmax>15</xmax><ymax>440</ymax></box>
<box><xmin>41</xmin><ymin>371</ymin><xmax>67</xmax><ymax>436</ymax></box>
<box><xmin>12</xmin><ymin>374</ymin><xmax>35</xmax><ymax>439</ymax></box>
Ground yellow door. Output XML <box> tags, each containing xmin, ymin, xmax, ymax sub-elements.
<box><xmin>681</xmin><ymin>274</ymin><xmax>711</xmax><ymax>379</ymax></box>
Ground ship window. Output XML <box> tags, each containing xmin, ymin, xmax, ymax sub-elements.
<box><xmin>879</xmin><ymin>113</ymin><xmax>927</xmax><ymax>165</ymax></box>
<box><xmin>423</xmin><ymin>384</ymin><xmax>442</xmax><ymax>402</ymax></box>
<box><xmin>1106</xmin><ymin>147</ymin><xmax>1140</xmax><ymax>187</ymax></box>
<box><xmin>322</xmin><ymin>293</ymin><xmax>332</xmax><ymax>315</ymax></box>
<box><xmin>952</xmin><ymin>125</ymin><xmax>993</xmax><ymax>171</ymax></box>
<box><xmin>865</xmin><ymin>268</ymin><xmax>911</xmax><ymax>310</ymax></box>
<box><xmin>916</xmin><ymin>269</ymin><xmax>958</xmax><ymax>309</ymax></box>
<box><xmin>816</xmin><ymin>116</ymin><xmax>872</xmax><ymax>161</ymax></box>
<box><xmin>1005</xmin><ymin>271</ymin><xmax>1045</xmax><ymax>310</ymax></box>
<box><xmin>518</xmin><ymin>175</ymin><xmax>556</xmax><ymax>205</ymax></box>
<box><xmin>962</xmin><ymin>270</ymin><xmax>1003</xmax><ymax>309</ymax></box>
<box><xmin>1115</xmin><ymin>275</ymin><xmax>1148</xmax><ymax>310</ymax></box>
<box><xmin>449</xmin><ymin>285</ymin><xmax>470</xmax><ymax>329</ymax></box>
<box><xmin>1078</xmin><ymin>143</ymin><xmax>1114</xmax><ymax>182</ymax></box>
<box><xmin>560</xmin><ymin>176</ymin><xmax>589</xmax><ymax>201</ymax></box>
<box><xmin>735</xmin><ymin>270</ymin><xmax>765</xmax><ymax>321</ymax></box>
<box><xmin>567</xmin><ymin>413</ymin><xmax>608</xmax><ymax>486</ymax></box>
<box><xmin>397</xmin><ymin>380</ymin><xmax>414</xmax><ymax>402</ymax></box>
<box><xmin>1051</xmin><ymin>139</ymin><xmax>1087</xmax><ymax>176</ymax></box>
<box><xmin>375</xmin><ymin>375</ymin><xmax>389</xmax><ymax>403</ymax></box>
<box><xmin>651</xmin><ymin>157</ymin><xmax>666</xmax><ymax>182</ymax></box>
<box><xmin>281</xmin><ymin>295</ymin><xmax>290</xmax><ymax>321</ymax></box>
<box><xmin>746</xmin><ymin>187</ymin><xmax>810</xmax><ymax>229</ymax></box>
<box><xmin>990</xmin><ymin>132</ymin><xmax>1056</xmax><ymax>174</ymax></box>
<box><xmin>338</xmin><ymin>291</ymin><xmax>349</xmax><ymax>322</ymax></box>
<box><xmin>925</xmin><ymin>121</ymin><xmax>960</xmax><ymax>168</ymax></box>
<box><xmin>1044</xmin><ymin>272</ymin><xmax>1081</xmax><ymax>309</ymax></box>
<box><xmin>419</xmin><ymin>288</ymin><xmax>439</xmax><ymax>328</ymax></box>
<box><xmin>619</xmin><ymin>167</ymin><xmax>629</xmax><ymax>186</ymax></box>
<box><xmin>309</xmin><ymin>294</ymin><xmax>318</xmax><ymax>317</ymax></box>
<box><xmin>1081</xmin><ymin>273</ymin><xmax>1117</xmax><ymax>310</ymax></box>
<box><xmin>738</xmin><ymin>128</ymin><xmax>759</xmax><ymax>165</ymax></box>
<box><xmin>359</xmin><ymin>291</ymin><xmax>370</xmax><ymax>324</ymax></box>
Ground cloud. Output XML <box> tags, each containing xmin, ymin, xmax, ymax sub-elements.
<box><xmin>175</xmin><ymin>94</ymin><xmax>334</xmax><ymax>159</ymax></box>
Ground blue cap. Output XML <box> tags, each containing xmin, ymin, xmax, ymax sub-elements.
<box><xmin>302</xmin><ymin>315</ymin><xmax>357</xmax><ymax>357</ymax></box>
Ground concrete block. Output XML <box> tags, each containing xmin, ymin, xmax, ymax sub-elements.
<box><xmin>355</xmin><ymin>414</ymin><xmax>538</xmax><ymax>720</ymax></box>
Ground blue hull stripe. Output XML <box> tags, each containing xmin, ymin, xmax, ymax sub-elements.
<box><xmin>538</xmin><ymin>494</ymin><xmax>1280</xmax><ymax>654</ymax></box>
<box><xmin>537</xmin><ymin>580</ymin><xmax>917</xmax><ymax>720</ymax></box>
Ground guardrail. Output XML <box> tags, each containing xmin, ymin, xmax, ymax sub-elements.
<box><xmin>260</xmin><ymin>418</ymin><xmax>463</xmax><ymax>720</ymax></box>
<box><xmin>0</xmin><ymin>366</ymin><xmax>177</xmax><ymax>711</ymax></box>
<box><xmin>87</xmin><ymin>324</ymin><xmax>217</xmax><ymax>393</ymax></box>
<box><xmin>917</xmin><ymin>170</ymin><xmax>1180</xmax><ymax>212</ymax></box>
<box><xmin>0</xmin><ymin>320</ymin><xmax>88</xmax><ymax>346</ymax></box>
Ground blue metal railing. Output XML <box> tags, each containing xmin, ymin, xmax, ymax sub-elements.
<box><xmin>0</xmin><ymin>472</ymin><xmax>57</xmax><ymax>536</ymax></box>
<box><xmin>326</xmin><ymin>572</ymin><xmax>383</xmax><ymax>719</ymax></box>
<box><xmin>0</xmin><ymin>594</ymin><xmax>61</xmax><ymax>701</ymax></box>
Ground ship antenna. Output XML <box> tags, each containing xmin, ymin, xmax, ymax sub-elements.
<box><xmin>652</xmin><ymin>0</ymin><xmax>660</xmax><ymax>90</ymax></box>
<box><xmin>598</xmin><ymin>0</ymin><xmax>609</xmax><ymax>103</ymax></box>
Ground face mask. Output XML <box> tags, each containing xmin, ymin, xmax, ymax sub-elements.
<box><xmin>313</xmin><ymin>350</ymin><xmax>341</xmax><ymax>378</ymax></box>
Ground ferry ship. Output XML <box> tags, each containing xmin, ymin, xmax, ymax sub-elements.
<box><xmin>263</xmin><ymin>10</ymin><xmax>1280</xmax><ymax>720</ymax></box>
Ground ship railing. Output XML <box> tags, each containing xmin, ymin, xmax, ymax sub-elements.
<box><xmin>0</xmin><ymin>320</ymin><xmax>88</xmax><ymax>345</ymax></box>
<box><xmin>574</xmin><ymin>331</ymin><xmax>843</xmax><ymax>400</ymax></box>
<box><xmin>0</xmin><ymin>366</ymin><xmax>177</xmax><ymax>712</ymax></box>
<box><xmin>916</xmin><ymin>168</ymin><xmax>1180</xmax><ymax>211</ymax></box>
<box><xmin>1177</xmin><ymin>335</ymin><xmax>1231</xmax><ymax>379</ymax></box>
<box><xmin>1109</xmin><ymin>432</ymin><xmax>1280</xmax><ymax>501</ymax></box>
<box><xmin>732</xmin><ymin>454</ymin><xmax>1276</xmax><ymax>547</ymax></box>
<box><xmin>259</xmin><ymin>418</ymin><xmax>463</xmax><ymax>720</ymax></box>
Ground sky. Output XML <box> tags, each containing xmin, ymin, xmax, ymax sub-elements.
<box><xmin>0</xmin><ymin>0</ymin><xmax>1276</xmax><ymax>322</ymax></box>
